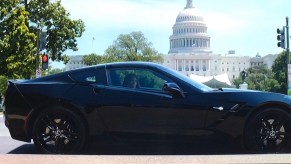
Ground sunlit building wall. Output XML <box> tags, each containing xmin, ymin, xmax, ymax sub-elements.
<box><xmin>65</xmin><ymin>55</ymin><xmax>86</xmax><ymax>71</ymax></box>
<box><xmin>163</xmin><ymin>0</ymin><xmax>255</xmax><ymax>81</ymax></box>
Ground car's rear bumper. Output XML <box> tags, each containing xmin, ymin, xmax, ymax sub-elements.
<box><xmin>4</xmin><ymin>112</ymin><xmax>31</xmax><ymax>142</ymax></box>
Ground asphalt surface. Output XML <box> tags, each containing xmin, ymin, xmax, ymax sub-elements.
<box><xmin>0</xmin><ymin>115</ymin><xmax>34</xmax><ymax>154</ymax></box>
<box><xmin>0</xmin><ymin>115</ymin><xmax>9</xmax><ymax>136</ymax></box>
<box><xmin>1</xmin><ymin>115</ymin><xmax>291</xmax><ymax>163</ymax></box>
<box><xmin>0</xmin><ymin>115</ymin><xmax>240</xmax><ymax>155</ymax></box>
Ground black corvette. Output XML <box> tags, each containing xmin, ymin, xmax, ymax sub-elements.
<box><xmin>3</xmin><ymin>62</ymin><xmax>291</xmax><ymax>154</ymax></box>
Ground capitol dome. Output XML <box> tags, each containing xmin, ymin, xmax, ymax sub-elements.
<box><xmin>169</xmin><ymin>0</ymin><xmax>211</xmax><ymax>54</ymax></box>
<box><xmin>176</xmin><ymin>7</ymin><xmax>204</xmax><ymax>23</ymax></box>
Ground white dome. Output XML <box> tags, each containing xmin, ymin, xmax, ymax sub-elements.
<box><xmin>168</xmin><ymin>0</ymin><xmax>211</xmax><ymax>54</ymax></box>
<box><xmin>176</xmin><ymin>8</ymin><xmax>204</xmax><ymax>23</ymax></box>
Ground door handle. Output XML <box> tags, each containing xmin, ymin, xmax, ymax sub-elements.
<box><xmin>213</xmin><ymin>106</ymin><xmax>224</xmax><ymax>111</ymax></box>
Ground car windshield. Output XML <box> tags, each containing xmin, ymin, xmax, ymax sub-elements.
<box><xmin>160</xmin><ymin>65</ymin><xmax>213</xmax><ymax>92</ymax></box>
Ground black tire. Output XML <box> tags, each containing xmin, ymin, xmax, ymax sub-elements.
<box><xmin>245</xmin><ymin>108</ymin><xmax>291</xmax><ymax>153</ymax></box>
<box><xmin>32</xmin><ymin>107</ymin><xmax>87</xmax><ymax>154</ymax></box>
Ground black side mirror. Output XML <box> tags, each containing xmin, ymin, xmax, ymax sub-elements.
<box><xmin>163</xmin><ymin>82</ymin><xmax>185</xmax><ymax>98</ymax></box>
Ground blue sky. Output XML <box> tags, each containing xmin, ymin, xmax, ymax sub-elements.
<box><xmin>53</xmin><ymin>0</ymin><xmax>290</xmax><ymax>68</ymax></box>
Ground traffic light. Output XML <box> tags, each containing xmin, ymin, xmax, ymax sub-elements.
<box><xmin>42</xmin><ymin>54</ymin><xmax>48</xmax><ymax>70</ymax></box>
<box><xmin>277</xmin><ymin>27</ymin><xmax>285</xmax><ymax>49</ymax></box>
<box><xmin>39</xmin><ymin>31</ymin><xmax>47</xmax><ymax>51</ymax></box>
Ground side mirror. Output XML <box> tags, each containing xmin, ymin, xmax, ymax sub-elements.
<box><xmin>163</xmin><ymin>82</ymin><xmax>185</xmax><ymax>98</ymax></box>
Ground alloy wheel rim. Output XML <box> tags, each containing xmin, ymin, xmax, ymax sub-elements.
<box><xmin>254</xmin><ymin>113</ymin><xmax>289</xmax><ymax>151</ymax></box>
<box><xmin>36</xmin><ymin>113</ymin><xmax>80</xmax><ymax>153</ymax></box>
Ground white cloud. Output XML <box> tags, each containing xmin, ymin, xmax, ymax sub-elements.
<box><xmin>203</xmin><ymin>9</ymin><xmax>260</xmax><ymax>36</ymax></box>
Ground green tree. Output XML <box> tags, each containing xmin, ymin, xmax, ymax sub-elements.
<box><xmin>47</xmin><ymin>67</ymin><xmax>64</xmax><ymax>75</ymax></box>
<box><xmin>0</xmin><ymin>76</ymin><xmax>8</xmax><ymax>96</ymax></box>
<box><xmin>0</xmin><ymin>75</ymin><xmax>6</xmax><ymax>111</ymax></box>
<box><xmin>232</xmin><ymin>65</ymin><xmax>280</xmax><ymax>92</ymax></box>
<box><xmin>27</xmin><ymin>0</ymin><xmax>85</xmax><ymax>63</ymax></box>
<box><xmin>83</xmin><ymin>53</ymin><xmax>105</xmax><ymax>66</ymax></box>
<box><xmin>104</xmin><ymin>31</ymin><xmax>163</xmax><ymax>62</ymax></box>
<box><xmin>0</xmin><ymin>0</ymin><xmax>84</xmax><ymax>79</ymax></box>
<box><xmin>272</xmin><ymin>52</ymin><xmax>289</xmax><ymax>94</ymax></box>
<box><xmin>0</xmin><ymin>0</ymin><xmax>36</xmax><ymax>79</ymax></box>
<box><xmin>232</xmin><ymin>78</ymin><xmax>243</xmax><ymax>89</ymax></box>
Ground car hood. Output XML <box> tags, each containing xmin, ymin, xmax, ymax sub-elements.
<box><xmin>221</xmin><ymin>88</ymin><xmax>262</xmax><ymax>93</ymax></box>
<box><xmin>217</xmin><ymin>88</ymin><xmax>291</xmax><ymax>105</ymax></box>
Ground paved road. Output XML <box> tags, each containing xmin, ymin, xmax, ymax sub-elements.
<box><xmin>0</xmin><ymin>116</ymin><xmax>36</xmax><ymax>154</ymax></box>
<box><xmin>0</xmin><ymin>115</ymin><xmax>242</xmax><ymax>155</ymax></box>
<box><xmin>0</xmin><ymin>115</ymin><xmax>241</xmax><ymax>155</ymax></box>
<box><xmin>0</xmin><ymin>116</ymin><xmax>9</xmax><ymax>136</ymax></box>
<box><xmin>2</xmin><ymin>116</ymin><xmax>291</xmax><ymax>163</ymax></box>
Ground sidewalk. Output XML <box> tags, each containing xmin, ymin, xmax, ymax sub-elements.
<box><xmin>1</xmin><ymin>154</ymin><xmax>291</xmax><ymax>164</ymax></box>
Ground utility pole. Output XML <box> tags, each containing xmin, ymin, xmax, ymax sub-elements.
<box><xmin>35</xmin><ymin>24</ymin><xmax>42</xmax><ymax>78</ymax></box>
<box><xmin>287</xmin><ymin>17</ymin><xmax>291</xmax><ymax>95</ymax></box>
<box><xmin>287</xmin><ymin>17</ymin><xmax>290</xmax><ymax>63</ymax></box>
<box><xmin>277</xmin><ymin>17</ymin><xmax>290</xmax><ymax>95</ymax></box>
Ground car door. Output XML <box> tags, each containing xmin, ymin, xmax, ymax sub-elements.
<box><xmin>93</xmin><ymin>67</ymin><xmax>207</xmax><ymax>134</ymax></box>
<box><xmin>93</xmin><ymin>85</ymin><xmax>172</xmax><ymax>133</ymax></box>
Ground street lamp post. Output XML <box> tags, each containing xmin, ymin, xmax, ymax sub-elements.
<box><xmin>286</xmin><ymin>17</ymin><xmax>291</xmax><ymax>95</ymax></box>
<box><xmin>287</xmin><ymin>17</ymin><xmax>290</xmax><ymax>64</ymax></box>
<box><xmin>277</xmin><ymin>17</ymin><xmax>290</xmax><ymax>95</ymax></box>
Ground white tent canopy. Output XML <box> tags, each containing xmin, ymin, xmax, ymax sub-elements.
<box><xmin>190</xmin><ymin>74</ymin><xmax>232</xmax><ymax>87</ymax></box>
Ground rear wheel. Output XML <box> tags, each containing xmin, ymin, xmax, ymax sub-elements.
<box><xmin>245</xmin><ymin>108</ymin><xmax>291</xmax><ymax>153</ymax></box>
<box><xmin>32</xmin><ymin>107</ymin><xmax>86</xmax><ymax>154</ymax></box>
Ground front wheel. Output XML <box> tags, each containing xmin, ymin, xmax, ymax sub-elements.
<box><xmin>32</xmin><ymin>107</ymin><xmax>87</xmax><ymax>154</ymax></box>
<box><xmin>245</xmin><ymin>108</ymin><xmax>291</xmax><ymax>153</ymax></box>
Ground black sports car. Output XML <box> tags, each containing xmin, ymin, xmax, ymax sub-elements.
<box><xmin>3</xmin><ymin>62</ymin><xmax>291</xmax><ymax>154</ymax></box>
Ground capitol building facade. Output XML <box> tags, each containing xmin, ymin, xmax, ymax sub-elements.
<box><xmin>66</xmin><ymin>0</ymin><xmax>277</xmax><ymax>83</ymax></box>
<box><xmin>162</xmin><ymin>0</ymin><xmax>274</xmax><ymax>82</ymax></box>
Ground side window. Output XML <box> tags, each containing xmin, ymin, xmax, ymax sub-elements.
<box><xmin>108</xmin><ymin>68</ymin><xmax>171</xmax><ymax>91</ymax></box>
<box><xmin>70</xmin><ymin>68</ymin><xmax>107</xmax><ymax>85</ymax></box>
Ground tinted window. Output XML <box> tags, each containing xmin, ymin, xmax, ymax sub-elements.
<box><xmin>70</xmin><ymin>68</ymin><xmax>107</xmax><ymax>85</ymax></box>
<box><xmin>161</xmin><ymin>65</ymin><xmax>212</xmax><ymax>92</ymax></box>
<box><xmin>108</xmin><ymin>68</ymin><xmax>171</xmax><ymax>91</ymax></box>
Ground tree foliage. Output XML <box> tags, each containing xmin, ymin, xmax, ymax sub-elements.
<box><xmin>83</xmin><ymin>53</ymin><xmax>105</xmax><ymax>66</ymax></box>
<box><xmin>0</xmin><ymin>76</ymin><xmax>8</xmax><ymax>95</ymax></box>
<box><xmin>47</xmin><ymin>67</ymin><xmax>64</xmax><ymax>75</ymax></box>
<box><xmin>246</xmin><ymin>66</ymin><xmax>280</xmax><ymax>92</ymax></box>
<box><xmin>83</xmin><ymin>32</ymin><xmax>163</xmax><ymax>66</ymax></box>
<box><xmin>104</xmin><ymin>31</ymin><xmax>163</xmax><ymax>62</ymax></box>
<box><xmin>27</xmin><ymin>0</ymin><xmax>85</xmax><ymax>63</ymax></box>
<box><xmin>0</xmin><ymin>0</ymin><xmax>36</xmax><ymax>79</ymax></box>
<box><xmin>0</xmin><ymin>0</ymin><xmax>85</xmax><ymax>79</ymax></box>
<box><xmin>272</xmin><ymin>51</ymin><xmax>289</xmax><ymax>94</ymax></box>
<box><xmin>232</xmin><ymin>65</ymin><xmax>280</xmax><ymax>92</ymax></box>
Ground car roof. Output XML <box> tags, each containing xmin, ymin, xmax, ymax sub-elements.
<box><xmin>104</xmin><ymin>61</ymin><xmax>162</xmax><ymax>68</ymax></box>
<box><xmin>27</xmin><ymin>62</ymin><xmax>164</xmax><ymax>82</ymax></box>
